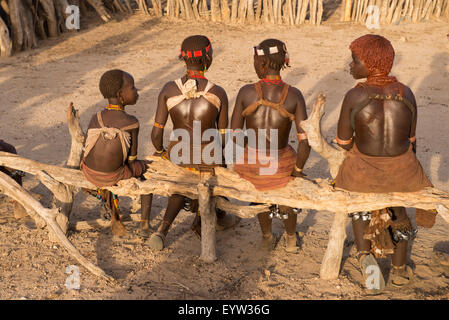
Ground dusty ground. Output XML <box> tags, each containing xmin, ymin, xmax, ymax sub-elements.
<box><xmin>0</xmin><ymin>11</ymin><xmax>449</xmax><ymax>300</ymax></box>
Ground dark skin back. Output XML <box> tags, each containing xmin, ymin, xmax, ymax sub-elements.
<box><xmin>149</xmin><ymin>51</ymin><xmax>229</xmax><ymax>241</ymax></box>
<box><xmin>341</xmin><ymin>52</ymin><xmax>415</xmax><ymax>270</ymax></box>
<box><xmin>84</xmin><ymin>72</ymin><xmax>140</xmax><ymax>172</ymax></box>
<box><xmin>337</xmin><ymin>54</ymin><xmax>417</xmax><ymax>156</ymax></box>
<box><xmin>151</xmin><ymin>55</ymin><xmax>228</xmax><ymax>154</ymax></box>
<box><xmin>231</xmin><ymin>55</ymin><xmax>310</xmax><ymax>175</ymax></box>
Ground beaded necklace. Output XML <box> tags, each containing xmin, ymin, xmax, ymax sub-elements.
<box><xmin>105</xmin><ymin>104</ymin><xmax>124</xmax><ymax>111</ymax></box>
<box><xmin>186</xmin><ymin>70</ymin><xmax>206</xmax><ymax>79</ymax></box>
<box><xmin>260</xmin><ymin>75</ymin><xmax>283</xmax><ymax>85</ymax></box>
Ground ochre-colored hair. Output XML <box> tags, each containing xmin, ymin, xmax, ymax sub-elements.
<box><xmin>349</xmin><ymin>34</ymin><xmax>395</xmax><ymax>75</ymax></box>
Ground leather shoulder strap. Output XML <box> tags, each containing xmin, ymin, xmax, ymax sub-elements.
<box><xmin>254</xmin><ymin>82</ymin><xmax>263</xmax><ymax>100</ymax></box>
<box><xmin>203</xmin><ymin>81</ymin><xmax>214</xmax><ymax>94</ymax></box>
<box><xmin>96</xmin><ymin>111</ymin><xmax>105</xmax><ymax>128</ymax></box>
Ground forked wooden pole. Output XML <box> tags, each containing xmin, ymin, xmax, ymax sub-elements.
<box><xmin>320</xmin><ymin>211</ymin><xmax>348</xmax><ymax>280</ymax></box>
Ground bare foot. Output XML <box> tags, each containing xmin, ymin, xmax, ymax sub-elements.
<box><xmin>261</xmin><ymin>233</ymin><xmax>279</xmax><ymax>251</ymax></box>
<box><xmin>390</xmin><ymin>265</ymin><xmax>413</xmax><ymax>288</ymax></box>
<box><xmin>111</xmin><ymin>219</ymin><xmax>128</xmax><ymax>237</ymax></box>
<box><xmin>285</xmin><ymin>234</ymin><xmax>299</xmax><ymax>254</ymax></box>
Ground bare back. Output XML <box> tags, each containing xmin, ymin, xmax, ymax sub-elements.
<box><xmin>231</xmin><ymin>82</ymin><xmax>307</xmax><ymax>150</ymax></box>
<box><xmin>338</xmin><ymin>82</ymin><xmax>417</xmax><ymax>157</ymax></box>
<box><xmin>151</xmin><ymin>76</ymin><xmax>229</xmax><ymax>160</ymax></box>
<box><xmin>84</xmin><ymin>110</ymin><xmax>139</xmax><ymax>172</ymax></box>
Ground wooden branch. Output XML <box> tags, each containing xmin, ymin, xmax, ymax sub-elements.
<box><xmin>216</xmin><ymin>197</ymin><xmax>271</xmax><ymax>217</ymax></box>
<box><xmin>299</xmin><ymin>0</ymin><xmax>308</xmax><ymax>23</ymax></box>
<box><xmin>36</xmin><ymin>170</ymin><xmax>73</xmax><ymax>241</ymax></box>
<box><xmin>255</xmin><ymin>0</ymin><xmax>263</xmax><ymax>21</ymax></box>
<box><xmin>2</xmin><ymin>95</ymin><xmax>449</xmax><ymax>217</ymax></box>
<box><xmin>0</xmin><ymin>171</ymin><xmax>114</xmax><ymax>282</ymax></box>
<box><xmin>238</xmin><ymin>0</ymin><xmax>248</xmax><ymax>23</ymax></box>
<box><xmin>434</xmin><ymin>0</ymin><xmax>443</xmax><ymax>17</ymax></box>
<box><xmin>386</xmin><ymin>0</ymin><xmax>398</xmax><ymax>23</ymax></box>
<box><xmin>295</xmin><ymin>0</ymin><xmax>303</xmax><ymax>23</ymax></box>
<box><xmin>0</xmin><ymin>15</ymin><xmax>11</xmax><ymax>57</ymax></box>
<box><xmin>247</xmin><ymin>0</ymin><xmax>255</xmax><ymax>23</ymax></box>
<box><xmin>231</xmin><ymin>0</ymin><xmax>239</xmax><ymax>22</ymax></box>
<box><xmin>317</xmin><ymin>0</ymin><xmax>323</xmax><ymax>24</ymax></box>
<box><xmin>40</xmin><ymin>0</ymin><xmax>58</xmax><ymax>37</ymax></box>
<box><xmin>344</xmin><ymin>0</ymin><xmax>352</xmax><ymax>21</ymax></box>
<box><xmin>221</xmin><ymin>0</ymin><xmax>231</xmax><ymax>22</ymax></box>
<box><xmin>2</xmin><ymin>94</ymin><xmax>449</xmax><ymax>282</ymax></box>
<box><xmin>211</xmin><ymin>0</ymin><xmax>220</xmax><ymax>21</ymax></box>
<box><xmin>0</xmin><ymin>0</ymin><xmax>9</xmax><ymax>14</ymax></box>
<box><xmin>320</xmin><ymin>212</ymin><xmax>348</xmax><ymax>279</ymax></box>
<box><xmin>199</xmin><ymin>174</ymin><xmax>217</xmax><ymax>262</ymax></box>
<box><xmin>392</xmin><ymin>0</ymin><xmax>406</xmax><ymax>23</ymax></box>
<box><xmin>299</xmin><ymin>93</ymin><xmax>346</xmax><ymax>179</ymax></box>
<box><xmin>421</xmin><ymin>0</ymin><xmax>433</xmax><ymax>19</ymax></box>
<box><xmin>85</xmin><ymin>0</ymin><xmax>112</xmax><ymax>22</ymax></box>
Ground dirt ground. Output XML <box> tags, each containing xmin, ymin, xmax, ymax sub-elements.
<box><xmin>0</xmin><ymin>11</ymin><xmax>449</xmax><ymax>300</ymax></box>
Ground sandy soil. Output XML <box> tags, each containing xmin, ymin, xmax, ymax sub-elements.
<box><xmin>0</xmin><ymin>11</ymin><xmax>449</xmax><ymax>300</ymax></box>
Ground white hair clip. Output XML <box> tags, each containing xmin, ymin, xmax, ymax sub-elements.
<box><xmin>269</xmin><ymin>46</ymin><xmax>279</xmax><ymax>54</ymax></box>
<box><xmin>254</xmin><ymin>47</ymin><xmax>265</xmax><ymax>56</ymax></box>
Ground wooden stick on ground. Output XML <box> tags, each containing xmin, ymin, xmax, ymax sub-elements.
<box><xmin>0</xmin><ymin>171</ymin><xmax>114</xmax><ymax>282</ymax></box>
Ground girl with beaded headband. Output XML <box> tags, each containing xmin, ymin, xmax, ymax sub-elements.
<box><xmin>149</xmin><ymin>35</ymin><xmax>240</xmax><ymax>251</ymax></box>
<box><xmin>231</xmin><ymin>38</ymin><xmax>311</xmax><ymax>254</ymax></box>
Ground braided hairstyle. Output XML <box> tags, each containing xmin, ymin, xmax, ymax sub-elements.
<box><xmin>179</xmin><ymin>35</ymin><xmax>212</xmax><ymax>69</ymax></box>
<box><xmin>350</xmin><ymin>34</ymin><xmax>395</xmax><ymax>75</ymax></box>
<box><xmin>99</xmin><ymin>69</ymin><xmax>125</xmax><ymax>98</ymax></box>
<box><xmin>255</xmin><ymin>39</ymin><xmax>290</xmax><ymax>71</ymax></box>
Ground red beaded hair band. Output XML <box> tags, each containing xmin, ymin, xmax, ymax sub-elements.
<box><xmin>182</xmin><ymin>44</ymin><xmax>211</xmax><ymax>58</ymax></box>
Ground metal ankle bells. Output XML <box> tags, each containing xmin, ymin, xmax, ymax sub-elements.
<box><xmin>392</xmin><ymin>228</ymin><xmax>418</xmax><ymax>242</ymax></box>
<box><xmin>349</xmin><ymin>211</ymin><xmax>372</xmax><ymax>221</ymax></box>
<box><xmin>10</xmin><ymin>170</ymin><xmax>25</xmax><ymax>180</ymax></box>
<box><xmin>269</xmin><ymin>205</ymin><xmax>287</xmax><ymax>219</ymax></box>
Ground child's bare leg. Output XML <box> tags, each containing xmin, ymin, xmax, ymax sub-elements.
<box><xmin>390</xmin><ymin>207</ymin><xmax>413</xmax><ymax>287</ymax></box>
<box><xmin>138</xmin><ymin>194</ymin><xmax>153</xmax><ymax>238</ymax></box>
<box><xmin>258</xmin><ymin>212</ymin><xmax>275</xmax><ymax>249</ymax></box>
<box><xmin>282</xmin><ymin>211</ymin><xmax>298</xmax><ymax>253</ymax></box>
<box><xmin>148</xmin><ymin>194</ymin><xmax>185</xmax><ymax>250</ymax></box>
<box><xmin>352</xmin><ymin>215</ymin><xmax>371</xmax><ymax>257</ymax></box>
<box><xmin>352</xmin><ymin>212</ymin><xmax>386</xmax><ymax>292</ymax></box>
<box><xmin>101</xmin><ymin>190</ymin><xmax>127</xmax><ymax>236</ymax></box>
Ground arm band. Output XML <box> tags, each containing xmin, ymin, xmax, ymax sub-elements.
<box><xmin>336</xmin><ymin>136</ymin><xmax>353</xmax><ymax>145</ymax></box>
<box><xmin>155</xmin><ymin>148</ymin><xmax>165</xmax><ymax>154</ymax></box>
<box><xmin>154</xmin><ymin>122</ymin><xmax>165</xmax><ymax>129</ymax></box>
<box><xmin>219</xmin><ymin>129</ymin><xmax>227</xmax><ymax>134</ymax></box>
<box><xmin>409</xmin><ymin>136</ymin><xmax>416</xmax><ymax>143</ymax></box>
<box><xmin>128</xmin><ymin>155</ymin><xmax>137</xmax><ymax>161</ymax></box>
<box><xmin>297</xmin><ymin>132</ymin><xmax>308</xmax><ymax>141</ymax></box>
